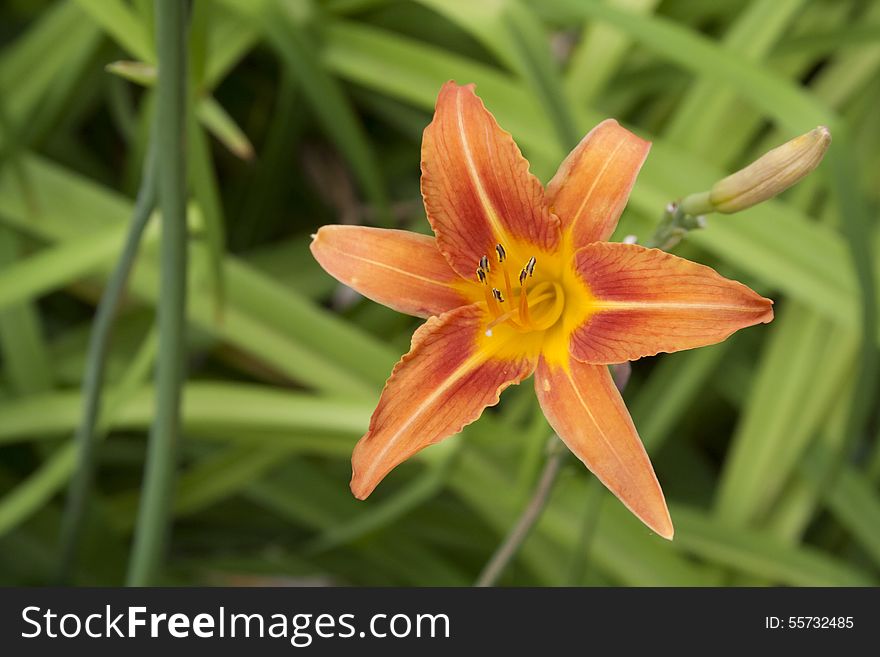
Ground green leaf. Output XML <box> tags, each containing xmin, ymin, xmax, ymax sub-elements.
<box><xmin>800</xmin><ymin>444</ymin><xmax>880</xmax><ymax>569</ymax></box>
<box><xmin>672</xmin><ymin>505</ymin><xmax>876</xmax><ymax>586</ymax></box>
<box><xmin>715</xmin><ymin>304</ymin><xmax>856</xmax><ymax>527</ymax></box>
<box><xmin>0</xmin><ymin>382</ymin><xmax>371</xmax><ymax>446</ymax></box>
<box><xmin>0</xmin><ymin>224</ymin><xmax>132</xmax><ymax>313</ymax></box>
<box><xmin>223</xmin><ymin>0</ymin><xmax>391</xmax><ymax>225</ymax></box>
<box><xmin>195</xmin><ymin>96</ymin><xmax>255</xmax><ymax>161</ymax></box>
<box><xmin>73</xmin><ymin>0</ymin><xmax>154</xmax><ymax>62</ymax></box>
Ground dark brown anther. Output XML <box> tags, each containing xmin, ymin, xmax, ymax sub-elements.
<box><xmin>492</xmin><ymin>288</ymin><xmax>505</xmax><ymax>303</ymax></box>
<box><xmin>495</xmin><ymin>244</ymin><xmax>506</xmax><ymax>262</ymax></box>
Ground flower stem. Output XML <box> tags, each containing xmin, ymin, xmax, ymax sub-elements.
<box><xmin>126</xmin><ymin>0</ymin><xmax>188</xmax><ymax>587</ymax></box>
<box><xmin>475</xmin><ymin>438</ymin><xmax>567</xmax><ymax>587</ymax></box>
<box><xmin>56</xmin><ymin>139</ymin><xmax>157</xmax><ymax>583</ymax></box>
<box><xmin>647</xmin><ymin>202</ymin><xmax>706</xmax><ymax>251</ymax></box>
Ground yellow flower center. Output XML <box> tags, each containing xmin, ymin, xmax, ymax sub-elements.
<box><xmin>477</xmin><ymin>245</ymin><xmax>566</xmax><ymax>336</ymax></box>
<box><xmin>468</xmin><ymin>242</ymin><xmax>594</xmax><ymax>368</ymax></box>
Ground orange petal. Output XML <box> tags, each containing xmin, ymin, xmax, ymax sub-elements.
<box><xmin>420</xmin><ymin>81</ymin><xmax>560</xmax><ymax>278</ymax></box>
<box><xmin>351</xmin><ymin>303</ymin><xmax>535</xmax><ymax>499</ymax></box>
<box><xmin>571</xmin><ymin>242</ymin><xmax>773</xmax><ymax>363</ymax></box>
<box><xmin>310</xmin><ymin>225</ymin><xmax>469</xmax><ymax>318</ymax></box>
<box><xmin>547</xmin><ymin>119</ymin><xmax>650</xmax><ymax>247</ymax></box>
<box><xmin>535</xmin><ymin>356</ymin><xmax>673</xmax><ymax>539</ymax></box>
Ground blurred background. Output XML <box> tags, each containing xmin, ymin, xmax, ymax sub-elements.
<box><xmin>0</xmin><ymin>0</ymin><xmax>878</xmax><ymax>586</ymax></box>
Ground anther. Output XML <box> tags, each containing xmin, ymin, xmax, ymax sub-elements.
<box><xmin>526</xmin><ymin>256</ymin><xmax>537</xmax><ymax>277</ymax></box>
<box><xmin>476</xmin><ymin>267</ymin><xmax>487</xmax><ymax>284</ymax></box>
<box><xmin>519</xmin><ymin>269</ymin><xmax>528</xmax><ymax>286</ymax></box>
<box><xmin>495</xmin><ymin>244</ymin><xmax>507</xmax><ymax>262</ymax></box>
<box><xmin>492</xmin><ymin>288</ymin><xmax>505</xmax><ymax>303</ymax></box>
<box><xmin>479</xmin><ymin>255</ymin><xmax>490</xmax><ymax>272</ymax></box>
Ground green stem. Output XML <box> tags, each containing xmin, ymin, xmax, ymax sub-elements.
<box><xmin>475</xmin><ymin>438</ymin><xmax>566</xmax><ymax>587</ymax></box>
<box><xmin>563</xmin><ymin>478</ymin><xmax>605</xmax><ymax>585</ymax></box>
<box><xmin>126</xmin><ymin>0</ymin><xmax>188</xmax><ymax>587</ymax></box>
<box><xmin>56</xmin><ymin>139</ymin><xmax>157</xmax><ymax>583</ymax></box>
<box><xmin>647</xmin><ymin>202</ymin><xmax>706</xmax><ymax>250</ymax></box>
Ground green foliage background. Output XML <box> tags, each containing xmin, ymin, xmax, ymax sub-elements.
<box><xmin>0</xmin><ymin>0</ymin><xmax>879</xmax><ymax>586</ymax></box>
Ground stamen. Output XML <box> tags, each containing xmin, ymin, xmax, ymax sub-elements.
<box><xmin>502</xmin><ymin>268</ymin><xmax>514</xmax><ymax>305</ymax></box>
<box><xmin>518</xmin><ymin>264</ymin><xmax>531</xmax><ymax>327</ymax></box>
<box><xmin>477</xmin><ymin>252</ymin><xmax>550</xmax><ymax>334</ymax></box>
<box><xmin>486</xmin><ymin>308</ymin><xmax>518</xmax><ymax>332</ymax></box>
<box><xmin>483</xmin><ymin>286</ymin><xmax>500</xmax><ymax>316</ymax></box>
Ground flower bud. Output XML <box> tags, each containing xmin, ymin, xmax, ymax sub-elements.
<box><xmin>706</xmin><ymin>126</ymin><xmax>831</xmax><ymax>214</ymax></box>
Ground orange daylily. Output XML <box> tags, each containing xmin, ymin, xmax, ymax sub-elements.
<box><xmin>311</xmin><ymin>81</ymin><xmax>773</xmax><ymax>539</ymax></box>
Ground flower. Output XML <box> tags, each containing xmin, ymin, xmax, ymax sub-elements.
<box><xmin>310</xmin><ymin>82</ymin><xmax>774</xmax><ymax>539</ymax></box>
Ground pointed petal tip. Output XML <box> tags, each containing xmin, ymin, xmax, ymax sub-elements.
<box><xmin>632</xmin><ymin>494</ymin><xmax>674</xmax><ymax>540</ymax></box>
<box><xmin>635</xmin><ymin>499</ymin><xmax>673</xmax><ymax>540</ymax></box>
<box><xmin>437</xmin><ymin>79</ymin><xmax>474</xmax><ymax>101</ymax></box>
<box><xmin>652</xmin><ymin>516</ymin><xmax>674</xmax><ymax>541</ymax></box>
<box><xmin>308</xmin><ymin>226</ymin><xmax>327</xmax><ymax>251</ymax></box>
<box><xmin>350</xmin><ymin>472</ymin><xmax>374</xmax><ymax>501</ymax></box>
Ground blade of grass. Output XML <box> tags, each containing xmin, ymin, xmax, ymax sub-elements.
<box><xmin>0</xmin><ymin>329</ymin><xmax>156</xmax><ymax>540</ymax></box>
<box><xmin>0</xmin><ymin>151</ymin><xmax>387</xmax><ymax>395</ymax></box>
<box><xmin>0</xmin><ymin>223</ymin><xmax>136</xmax><ymax>313</ymax></box>
<box><xmin>671</xmin><ymin>505</ymin><xmax>875</xmax><ymax>586</ymax></box>
<box><xmin>304</xmin><ymin>442</ymin><xmax>461</xmax><ymax>554</ymax></box>
<box><xmin>107</xmin><ymin>444</ymin><xmax>290</xmax><ymax>532</ymax></box>
<box><xmin>716</xmin><ymin>305</ymin><xmax>855</xmax><ymax>526</ymax></box>
<box><xmin>800</xmin><ymin>442</ymin><xmax>880</xmax><ymax>569</ymax></box>
<box><xmin>56</xmin><ymin>138</ymin><xmax>158</xmax><ymax>581</ymax></box>
<box><xmin>628</xmin><ymin>341</ymin><xmax>732</xmax><ymax>452</ymax></box>
<box><xmin>564</xmin><ymin>0</ymin><xmax>661</xmax><ymax>108</ymax></box>
<box><xmin>417</xmin><ymin>0</ymin><xmax>579</xmax><ymax>149</ymax></box>
<box><xmin>0</xmin><ymin>383</ymin><xmax>372</xmax><ymax>445</ymax></box>
<box><xmin>127</xmin><ymin>0</ymin><xmax>188</xmax><ymax>586</ymax></box>
<box><xmin>73</xmin><ymin>0</ymin><xmax>154</xmax><ymax>63</ymax></box>
<box><xmin>0</xmin><ymin>2</ymin><xmax>101</xmax><ymax>132</ymax></box>
<box><xmin>222</xmin><ymin>0</ymin><xmax>391</xmax><ymax>225</ymax></box>
<box><xmin>663</xmin><ymin>0</ymin><xmax>805</xmax><ymax>153</ymax></box>
<box><xmin>761</xmin><ymin>381</ymin><xmax>851</xmax><ymax>543</ymax></box>
<box><xmin>106</xmin><ymin>63</ymin><xmax>256</xmax><ymax>162</ymax></box>
<box><xmin>195</xmin><ymin>96</ymin><xmax>255</xmax><ymax>161</ymax></box>
<box><xmin>541</xmin><ymin>0</ymin><xmax>833</xmax><ymax>130</ymax></box>
<box><xmin>246</xmin><ymin>459</ymin><xmax>470</xmax><ymax>585</ymax></box>
<box><xmin>187</xmin><ymin>116</ymin><xmax>226</xmax><ymax>317</ymax></box>
<box><xmin>0</xmin><ymin>228</ymin><xmax>52</xmax><ymax>395</ymax></box>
